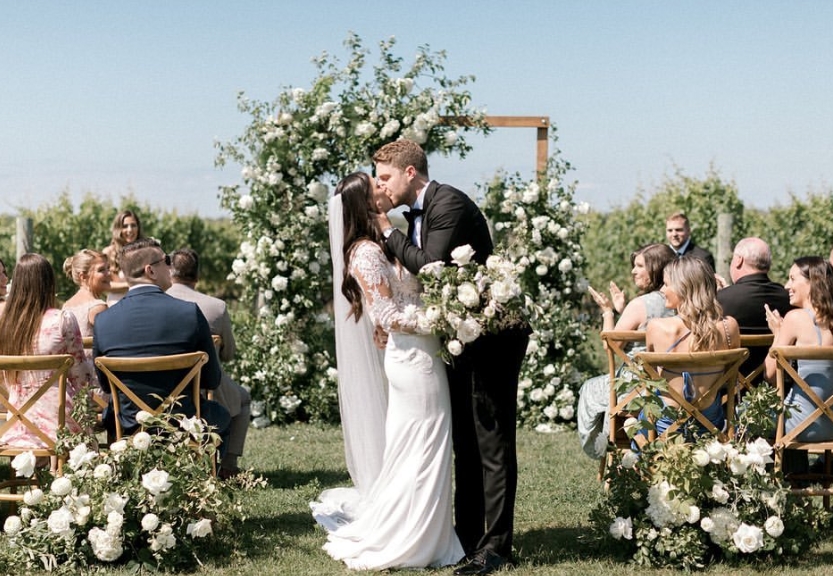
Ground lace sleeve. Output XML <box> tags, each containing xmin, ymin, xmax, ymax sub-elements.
<box><xmin>349</xmin><ymin>242</ymin><xmax>426</xmax><ymax>334</ymax></box>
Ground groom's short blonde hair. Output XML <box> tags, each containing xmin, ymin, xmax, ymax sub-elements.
<box><xmin>373</xmin><ymin>140</ymin><xmax>428</xmax><ymax>177</ymax></box>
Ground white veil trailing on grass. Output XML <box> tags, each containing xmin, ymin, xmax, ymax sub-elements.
<box><xmin>325</xmin><ymin>193</ymin><xmax>388</xmax><ymax>497</ymax></box>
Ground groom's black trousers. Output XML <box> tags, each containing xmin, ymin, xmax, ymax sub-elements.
<box><xmin>448</xmin><ymin>325</ymin><xmax>530</xmax><ymax>558</ymax></box>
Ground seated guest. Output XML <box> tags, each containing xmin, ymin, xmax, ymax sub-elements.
<box><xmin>92</xmin><ymin>238</ymin><xmax>230</xmax><ymax>450</ymax></box>
<box><xmin>167</xmin><ymin>248</ymin><xmax>251</xmax><ymax>479</ymax></box>
<box><xmin>643</xmin><ymin>256</ymin><xmax>740</xmax><ymax>436</ymax></box>
<box><xmin>0</xmin><ymin>253</ymin><xmax>91</xmax><ymax>447</ymax></box>
<box><xmin>717</xmin><ymin>237</ymin><xmax>791</xmax><ymax>384</ymax></box>
<box><xmin>578</xmin><ymin>243</ymin><xmax>676</xmax><ymax>458</ymax></box>
<box><xmin>62</xmin><ymin>249</ymin><xmax>111</xmax><ymax>343</ymax></box>
<box><xmin>764</xmin><ymin>256</ymin><xmax>833</xmax><ymax>442</ymax></box>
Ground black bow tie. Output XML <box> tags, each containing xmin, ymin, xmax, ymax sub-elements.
<box><xmin>403</xmin><ymin>208</ymin><xmax>424</xmax><ymax>225</ymax></box>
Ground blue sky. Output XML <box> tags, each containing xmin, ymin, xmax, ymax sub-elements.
<box><xmin>2</xmin><ymin>1</ymin><xmax>832</xmax><ymax>218</ymax></box>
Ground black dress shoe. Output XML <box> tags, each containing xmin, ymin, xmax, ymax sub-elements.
<box><xmin>453</xmin><ymin>550</ymin><xmax>511</xmax><ymax>575</ymax></box>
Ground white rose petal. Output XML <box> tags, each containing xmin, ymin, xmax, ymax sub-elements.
<box><xmin>765</xmin><ymin>516</ymin><xmax>784</xmax><ymax>538</ymax></box>
<box><xmin>11</xmin><ymin>451</ymin><xmax>36</xmax><ymax>478</ymax></box>
<box><xmin>733</xmin><ymin>522</ymin><xmax>764</xmax><ymax>553</ymax></box>
<box><xmin>450</xmin><ymin>245</ymin><xmax>476</xmax><ymax>267</ymax></box>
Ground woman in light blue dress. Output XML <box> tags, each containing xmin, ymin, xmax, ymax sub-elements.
<box><xmin>764</xmin><ymin>256</ymin><xmax>833</xmax><ymax>441</ymax></box>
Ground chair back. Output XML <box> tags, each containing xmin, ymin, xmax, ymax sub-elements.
<box><xmin>0</xmin><ymin>354</ymin><xmax>74</xmax><ymax>502</ymax></box>
<box><xmin>634</xmin><ymin>348</ymin><xmax>749</xmax><ymax>443</ymax></box>
<box><xmin>737</xmin><ymin>333</ymin><xmax>775</xmax><ymax>391</ymax></box>
<box><xmin>94</xmin><ymin>352</ymin><xmax>207</xmax><ymax>440</ymax></box>
<box><xmin>211</xmin><ymin>334</ymin><xmax>222</xmax><ymax>355</ymax></box>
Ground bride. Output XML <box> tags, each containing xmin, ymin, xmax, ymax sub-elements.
<box><xmin>311</xmin><ymin>172</ymin><xmax>464</xmax><ymax>570</ymax></box>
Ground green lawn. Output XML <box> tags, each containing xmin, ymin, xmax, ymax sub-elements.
<box><xmin>12</xmin><ymin>425</ymin><xmax>833</xmax><ymax>574</ymax></box>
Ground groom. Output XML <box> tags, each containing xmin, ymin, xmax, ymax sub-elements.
<box><xmin>373</xmin><ymin>140</ymin><xmax>530</xmax><ymax>575</ymax></box>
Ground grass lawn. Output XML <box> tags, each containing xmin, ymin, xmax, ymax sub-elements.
<box><xmin>10</xmin><ymin>425</ymin><xmax>833</xmax><ymax>574</ymax></box>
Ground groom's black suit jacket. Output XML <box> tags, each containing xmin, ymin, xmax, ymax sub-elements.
<box><xmin>386</xmin><ymin>181</ymin><xmax>493</xmax><ymax>271</ymax></box>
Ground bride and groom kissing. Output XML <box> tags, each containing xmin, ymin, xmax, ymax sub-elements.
<box><xmin>313</xmin><ymin>139</ymin><xmax>529</xmax><ymax>574</ymax></box>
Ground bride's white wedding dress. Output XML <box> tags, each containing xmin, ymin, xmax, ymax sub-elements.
<box><xmin>312</xmin><ymin>240</ymin><xmax>464</xmax><ymax>570</ymax></box>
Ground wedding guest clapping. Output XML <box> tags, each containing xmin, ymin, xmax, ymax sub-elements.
<box><xmin>0</xmin><ymin>253</ymin><xmax>91</xmax><ymax>448</ymax></box>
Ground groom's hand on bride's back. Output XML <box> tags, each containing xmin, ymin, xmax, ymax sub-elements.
<box><xmin>373</xmin><ymin>325</ymin><xmax>388</xmax><ymax>349</ymax></box>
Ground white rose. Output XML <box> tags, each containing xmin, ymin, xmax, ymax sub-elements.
<box><xmin>142</xmin><ymin>469</ymin><xmax>172</xmax><ymax>496</ymax></box>
<box><xmin>68</xmin><ymin>443</ymin><xmax>97</xmax><ymax>469</ymax></box>
<box><xmin>131</xmin><ymin>431</ymin><xmax>152</xmax><ymax>451</ymax></box>
<box><xmin>623</xmin><ymin>417</ymin><xmax>642</xmax><ymax>437</ymax></box>
<box><xmin>11</xmin><ymin>451</ymin><xmax>36</xmax><ymax>478</ymax></box>
<box><xmin>692</xmin><ymin>449</ymin><xmax>711</xmax><ymax>467</ymax></box>
<box><xmin>419</xmin><ymin>261</ymin><xmax>445</xmax><ymax>278</ymax></box>
<box><xmin>180</xmin><ymin>416</ymin><xmax>204</xmax><ymax>436</ymax></box>
<box><xmin>686</xmin><ymin>505</ymin><xmax>701</xmax><ymax>524</ymax></box>
<box><xmin>23</xmin><ymin>488</ymin><xmax>43</xmax><ymax>506</ymax></box>
<box><xmin>450</xmin><ymin>244</ymin><xmax>476</xmax><ymax>267</ymax></box>
<box><xmin>94</xmin><ymin>464</ymin><xmax>113</xmax><ymax>479</ymax></box>
<box><xmin>558</xmin><ymin>405</ymin><xmax>575</xmax><ymax>420</ymax></box>
<box><xmin>764</xmin><ymin>516</ymin><xmax>784</xmax><ymax>538</ymax></box>
<box><xmin>51</xmin><ymin>476</ymin><xmax>73</xmax><ymax>497</ymax></box>
<box><xmin>609</xmin><ymin>516</ymin><xmax>633</xmax><ymax>540</ymax></box>
<box><xmin>447</xmin><ymin>340</ymin><xmax>464</xmax><ymax>356</ymax></box>
<box><xmin>47</xmin><ymin>506</ymin><xmax>74</xmax><ymax>536</ymax></box>
<box><xmin>705</xmin><ymin>440</ymin><xmax>727</xmax><ymax>463</ymax></box>
<box><xmin>456</xmin><ymin>317</ymin><xmax>483</xmax><ymax>344</ymax></box>
<box><xmin>425</xmin><ymin>306</ymin><xmax>442</xmax><ymax>322</ymax></box>
<box><xmin>483</xmin><ymin>305</ymin><xmax>496</xmax><ymax>318</ymax></box>
<box><xmin>141</xmin><ymin>513</ymin><xmax>160</xmax><ymax>532</ymax></box>
<box><xmin>557</xmin><ymin>258</ymin><xmax>573</xmax><ymax>273</ymax></box>
<box><xmin>620</xmin><ymin>450</ymin><xmax>639</xmax><ymax>469</ymax></box>
<box><xmin>103</xmin><ymin>493</ymin><xmax>128</xmax><ymax>514</ymax></box>
<box><xmin>135</xmin><ymin>410</ymin><xmax>153</xmax><ymax>425</ymax></box>
<box><xmin>457</xmin><ymin>282</ymin><xmax>481</xmax><ymax>309</ymax></box>
<box><xmin>3</xmin><ymin>515</ymin><xmax>22</xmax><ymax>535</ymax></box>
<box><xmin>733</xmin><ymin>522</ymin><xmax>764</xmax><ymax>553</ymax></box>
<box><xmin>186</xmin><ymin>518</ymin><xmax>213</xmax><ymax>538</ymax></box>
<box><xmin>107</xmin><ymin>511</ymin><xmax>124</xmax><ymax>530</ymax></box>
<box><xmin>700</xmin><ymin>516</ymin><xmax>715</xmax><ymax>532</ymax></box>
<box><xmin>307</xmin><ymin>181</ymin><xmax>329</xmax><ymax>202</ymax></box>
<box><xmin>490</xmin><ymin>279</ymin><xmax>518</xmax><ymax>304</ymax></box>
<box><xmin>237</xmin><ymin>194</ymin><xmax>254</xmax><ymax>210</ymax></box>
<box><xmin>536</xmin><ymin>265</ymin><xmax>548</xmax><ymax>276</ymax></box>
<box><xmin>110</xmin><ymin>440</ymin><xmax>128</xmax><ymax>453</ymax></box>
<box><xmin>88</xmin><ymin>526</ymin><xmax>124</xmax><ymax>562</ymax></box>
<box><xmin>271</xmin><ymin>275</ymin><xmax>289</xmax><ymax>292</ymax></box>
<box><xmin>711</xmin><ymin>482</ymin><xmax>730</xmax><ymax>504</ymax></box>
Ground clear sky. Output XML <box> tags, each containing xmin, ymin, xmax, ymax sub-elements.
<box><xmin>2</xmin><ymin>1</ymin><xmax>832</xmax><ymax>218</ymax></box>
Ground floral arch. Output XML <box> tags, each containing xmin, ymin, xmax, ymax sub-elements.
<box><xmin>216</xmin><ymin>34</ymin><xmax>588</xmax><ymax>429</ymax></box>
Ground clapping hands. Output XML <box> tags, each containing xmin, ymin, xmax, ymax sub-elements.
<box><xmin>588</xmin><ymin>282</ymin><xmax>626</xmax><ymax>314</ymax></box>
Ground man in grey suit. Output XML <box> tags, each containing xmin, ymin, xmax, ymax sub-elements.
<box><xmin>167</xmin><ymin>248</ymin><xmax>251</xmax><ymax>479</ymax></box>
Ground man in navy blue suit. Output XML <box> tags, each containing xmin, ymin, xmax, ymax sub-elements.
<box><xmin>93</xmin><ymin>238</ymin><xmax>230</xmax><ymax>450</ymax></box>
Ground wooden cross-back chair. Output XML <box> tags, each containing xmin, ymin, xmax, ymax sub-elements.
<box><xmin>600</xmin><ymin>330</ymin><xmax>646</xmax><ymax>475</ymax></box>
<box><xmin>82</xmin><ymin>337</ymin><xmax>109</xmax><ymax>414</ymax></box>
<box><xmin>633</xmin><ymin>348</ymin><xmax>749</xmax><ymax>445</ymax></box>
<box><xmin>0</xmin><ymin>354</ymin><xmax>74</xmax><ymax>502</ymax></box>
<box><xmin>770</xmin><ymin>346</ymin><xmax>833</xmax><ymax>504</ymax></box>
<box><xmin>93</xmin><ymin>352</ymin><xmax>207</xmax><ymax>440</ymax></box>
<box><xmin>737</xmin><ymin>333</ymin><xmax>775</xmax><ymax>393</ymax></box>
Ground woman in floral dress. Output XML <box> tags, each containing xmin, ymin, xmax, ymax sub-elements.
<box><xmin>0</xmin><ymin>253</ymin><xmax>91</xmax><ymax>448</ymax></box>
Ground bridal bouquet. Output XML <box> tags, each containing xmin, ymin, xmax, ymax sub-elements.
<box><xmin>1</xmin><ymin>409</ymin><xmax>261</xmax><ymax>572</ymax></box>
<box><xmin>418</xmin><ymin>244</ymin><xmax>533</xmax><ymax>362</ymax></box>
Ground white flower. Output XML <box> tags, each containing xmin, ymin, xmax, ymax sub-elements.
<box><xmin>765</xmin><ymin>516</ymin><xmax>784</xmax><ymax>537</ymax></box>
<box><xmin>609</xmin><ymin>516</ymin><xmax>633</xmax><ymax>540</ymax></box>
<box><xmin>557</xmin><ymin>258</ymin><xmax>573</xmax><ymax>273</ymax></box>
<box><xmin>150</xmin><ymin>523</ymin><xmax>176</xmax><ymax>551</ymax></box>
<box><xmin>536</xmin><ymin>265</ymin><xmax>548</xmax><ymax>276</ymax></box>
<box><xmin>51</xmin><ymin>476</ymin><xmax>73</xmax><ymax>496</ymax></box>
<box><xmin>685</xmin><ymin>504</ymin><xmax>700</xmax><ymax>524</ymax></box>
<box><xmin>142</xmin><ymin>469</ymin><xmax>172</xmax><ymax>496</ymax></box>
<box><xmin>3</xmin><ymin>515</ymin><xmax>22</xmax><ymax>535</ymax></box>
<box><xmin>419</xmin><ymin>261</ymin><xmax>445</xmax><ymax>278</ymax></box>
<box><xmin>93</xmin><ymin>463</ymin><xmax>112</xmax><ymax>479</ymax></box>
<box><xmin>530</xmin><ymin>388</ymin><xmax>546</xmax><ymax>402</ymax></box>
<box><xmin>237</xmin><ymin>194</ymin><xmax>254</xmax><ymax>210</ymax></box>
<box><xmin>141</xmin><ymin>513</ymin><xmax>160</xmax><ymax>532</ymax></box>
<box><xmin>620</xmin><ymin>450</ymin><xmax>639</xmax><ymax>469</ymax></box>
<box><xmin>180</xmin><ymin>416</ymin><xmax>204</xmax><ymax>436</ymax></box>
<box><xmin>425</xmin><ymin>306</ymin><xmax>442</xmax><ymax>322</ymax></box>
<box><xmin>271</xmin><ymin>275</ymin><xmax>289</xmax><ymax>292</ymax></box>
<box><xmin>355</xmin><ymin>121</ymin><xmax>376</xmax><ymax>136</ymax></box>
<box><xmin>710</xmin><ymin>481</ymin><xmax>730</xmax><ymax>504</ymax></box>
<box><xmin>705</xmin><ymin>440</ymin><xmax>728</xmax><ymax>463</ymax></box>
<box><xmin>307</xmin><ymin>181</ymin><xmax>328</xmax><ymax>202</ymax></box>
<box><xmin>88</xmin><ymin>526</ymin><xmax>124</xmax><ymax>562</ymax></box>
<box><xmin>558</xmin><ymin>405</ymin><xmax>575</xmax><ymax>420</ymax></box>
<box><xmin>491</xmin><ymin>279</ymin><xmax>519</xmax><ymax>304</ymax></box>
<box><xmin>447</xmin><ymin>340</ymin><xmax>464</xmax><ymax>356</ymax></box>
<box><xmin>691</xmin><ymin>449</ymin><xmax>711</xmax><ymax>467</ymax></box>
<box><xmin>186</xmin><ymin>518</ymin><xmax>213</xmax><ymax>538</ymax></box>
<box><xmin>103</xmin><ymin>493</ymin><xmax>128</xmax><ymax>514</ymax></box>
<box><xmin>131</xmin><ymin>431</ymin><xmax>152</xmax><ymax>451</ymax></box>
<box><xmin>522</xmin><ymin>184</ymin><xmax>539</xmax><ymax>203</ymax></box>
<box><xmin>23</xmin><ymin>488</ymin><xmax>43</xmax><ymax>506</ymax></box>
<box><xmin>107</xmin><ymin>511</ymin><xmax>124</xmax><ymax>531</ymax></box>
<box><xmin>457</xmin><ymin>282</ymin><xmax>481</xmax><ymax>308</ymax></box>
<box><xmin>450</xmin><ymin>244</ymin><xmax>476</xmax><ymax>267</ymax></box>
<box><xmin>444</xmin><ymin>131</ymin><xmax>459</xmax><ymax>146</ymax></box>
<box><xmin>68</xmin><ymin>443</ymin><xmax>97</xmax><ymax>469</ymax></box>
<box><xmin>110</xmin><ymin>440</ymin><xmax>128</xmax><ymax>453</ymax></box>
<box><xmin>729</xmin><ymin>454</ymin><xmax>750</xmax><ymax>475</ymax></box>
<box><xmin>733</xmin><ymin>522</ymin><xmax>764</xmax><ymax>553</ymax></box>
<box><xmin>135</xmin><ymin>410</ymin><xmax>153</xmax><ymax>425</ymax></box>
<box><xmin>456</xmin><ymin>317</ymin><xmax>483</xmax><ymax>344</ymax></box>
<box><xmin>700</xmin><ymin>517</ymin><xmax>715</xmax><ymax>532</ymax></box>
<box><xmin>380</xmin><ymin>119</ymin><xmax>401</xmax><ymax>139</ymax></box>
<box><xmin>47</xmin><ymin>506</ymin><xmax>74</xmax><ymax>537</ymax></box>
<box><xmin>623</xmin><ymin>417</ymin><xmax>641</xmax><ymax>437</ymax></box>
<box><xmin>280</xmin><ymin>394</ymin><xmax>302</xmax><ymax>413</ymax></box>
<box><xmin>11</xmin><ymin>451</ymin><xmax>36</xmax><ymax>478</ymax></box>
<box><xmin>483</xmin><ymin>304</ymin><xmax>496</xmax><ymax>318</ymax></box>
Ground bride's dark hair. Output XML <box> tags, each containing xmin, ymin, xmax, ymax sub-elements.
<box><xmin>335</xmin><ymin>172</ymin><xmax>393</xmax><ymax>320</ymax></box>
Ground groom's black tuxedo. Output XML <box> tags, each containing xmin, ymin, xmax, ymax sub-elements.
<box><xmin>386</xmin><ymin>181</ymin><xmax>529</xmax><ymax>559</ymax></box>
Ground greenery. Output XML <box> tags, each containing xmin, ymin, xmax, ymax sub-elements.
<box><xmin>5</xmin><ymin>424</ymin><xmax>833</xmax><ymax>575</ymax></box>
<box><xmin>0</xmin><ymin>191</ymin><xmax>241</xmax><ymax>302</ymax></box>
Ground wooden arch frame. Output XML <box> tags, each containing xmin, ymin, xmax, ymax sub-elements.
<box><xmin>443</xmin><ymin>115</ymin><xmax>551</xmax><ymax>174</ymax></box>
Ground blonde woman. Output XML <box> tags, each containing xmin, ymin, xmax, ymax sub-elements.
<box><xmin>644</xmin><ymin>256</ymin><xmax>740</xmax><ymax>435</ymax></box>
<box><xmin>62</xmin><ymin>249</ymin><xmax>111</xmax><ymax>339</ymax></box>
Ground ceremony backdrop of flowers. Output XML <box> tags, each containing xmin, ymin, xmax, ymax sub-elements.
<box><xmin>218</xmin><ymin>34</ymin><xmax>590</xmax><ymax>428</ymax></box>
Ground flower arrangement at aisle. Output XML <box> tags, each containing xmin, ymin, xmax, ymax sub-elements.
<box><xmin>418</xmin><ymin>245</ymin><xmax>534</xmax><ymax>363</ymax></box>
<box><xmin>216</xmin><ymin>32</ymin><xmax>489</xmax><ymax>425</ymax></box>
<box><xmin>0</xmin><ymin>409</ymin><xmax>257</xmax><ymax>572</ymax></box>
<box><xmin>480</xmin><ymin>125</ymin><xmax>590</xmax><ymax>431</ymax></box>
<box><xmin>591</xmin><ymin>382</ymin><xmax>830</xmax><ymax>570</ymax></box>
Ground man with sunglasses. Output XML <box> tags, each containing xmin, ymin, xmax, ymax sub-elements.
<box><xmin>93</xmin><ymin>238</ymin><xmax>230</xmax><ymax>450</ymax></box>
